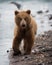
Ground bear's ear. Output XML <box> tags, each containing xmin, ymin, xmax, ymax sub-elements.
<box><xmin>14</xmin><ymin>10</ymin><xmax>19</xmax><ymax>15</ymax></box>
<box><xmin>26</xmin><ymin>10</ymin><xmax>31</xmax><ymax>15</ymax></box>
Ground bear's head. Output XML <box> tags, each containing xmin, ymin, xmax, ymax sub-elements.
<box><xmin>14</xmin><ymin>10</ymin><xmax>31</xmax><ymax>31</ymax></box>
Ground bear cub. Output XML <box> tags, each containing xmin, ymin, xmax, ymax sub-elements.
<box><xmin>12</xmin><ymin>10</ymin><xmax>37</xmax><ymax>55</ymax></box>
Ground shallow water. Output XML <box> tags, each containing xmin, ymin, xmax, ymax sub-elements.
<box><xmin>0</xmin><ymin>0</ymin><xmax>52</xmax><ymax>65</ymax></box>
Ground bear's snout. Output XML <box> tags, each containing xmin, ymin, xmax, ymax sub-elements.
<box><xmin>20</xmin><ymin>19</ymin><xmax>27</xmax><ymax>29</ymax></box>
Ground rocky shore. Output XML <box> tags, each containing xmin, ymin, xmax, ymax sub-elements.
<box><xmin>9</xmin><ymin>30</ymin><xmax>52</xmax><ymax>65</ymax></box>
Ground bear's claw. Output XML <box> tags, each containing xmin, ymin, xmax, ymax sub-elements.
<box><xmin>13</xmin><ymin>50</ymin><xmax>21</xmax><ymax>56</ymax></box>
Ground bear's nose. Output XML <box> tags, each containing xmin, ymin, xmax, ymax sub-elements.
<box><xmin>22</xmin><ymin>24</ymin><xmax>26</xmax><ymax>27</ymax></box>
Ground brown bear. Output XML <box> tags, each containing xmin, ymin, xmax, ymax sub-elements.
<box><xmin>12</xmin><ymin>10</ymin><xmax>37</xmax><ymax>55</ymax></box>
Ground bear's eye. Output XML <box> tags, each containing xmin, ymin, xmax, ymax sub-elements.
<box><xmin>17</xmin><ymin>17</ymin><xmax>22</xmax><ymax>22</ymax></box>
<box><xmin>24</xmin><ymin>17</ymin><xmax>29</xmax><ymax>21</ymax></box>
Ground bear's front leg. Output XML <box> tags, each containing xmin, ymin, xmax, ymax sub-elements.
<box><xmin>24</xmin><ymin>34</ymin><xmax>35</xmax><ymax>55</ymax></box>
<box><xmin>12</xmin><ymin>36</ymin><xmax>21</xmax><ymax>56</ymax></box>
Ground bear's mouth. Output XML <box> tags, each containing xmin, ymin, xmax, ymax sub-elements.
<box><xmin>21</xmin><ymin>28</ymin><xmax>26</xmax><ymax>35</ymax></box>
<box><xmin>21</xmin><ymin>27</ymin><xmax>26</xmax><ymax>29</ymax></box>
<box><xmin>21</xmin><ymin>27</ymin><xmax>26</xmax><ymax>31</ymax></box>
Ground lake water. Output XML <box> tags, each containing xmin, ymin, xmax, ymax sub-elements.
<box><xmin>0</xmin><ymin>0</ymin><xmax>52</xmax><ymax>65</ymax></box>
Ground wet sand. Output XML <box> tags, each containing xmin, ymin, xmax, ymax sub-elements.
<box><xmin>9</xmin><ymin>30</ymin><xmax>52</xmax><ymax>65</ymax></box>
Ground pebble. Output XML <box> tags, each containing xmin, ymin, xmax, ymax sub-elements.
<box><xmin>37</xmin><ymin>10</ymin><xmax>43</xmax><ymax>14</ymax></box>
<box><xmin>38</xmin><ymin>63</ymin><xmax>42</xmax><ymax>65</ymax></box>
<box><xmin>7</xmin><ymin>50</ymin><xmax>9</xmax><ymax>53</ymax></box>
<box><xmin>49</xmin><ymin>15</ymin><xmax>52</xmax><ymax>20</ymax></box>
<box><xmin>45</xmin><ymin>10</ymin><xmax>49</xmax><ymax>13</ymax></box>
<box><xmin>50</xmin><ymin>24</ymin><xmax>52</xmax><ymax>26</ymax></box>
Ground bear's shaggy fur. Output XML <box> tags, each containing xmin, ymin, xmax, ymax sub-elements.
<box><xmin>12</xmin><ymin>10</ymin><xmax>37</xmax><ymax>55</ymax></box>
